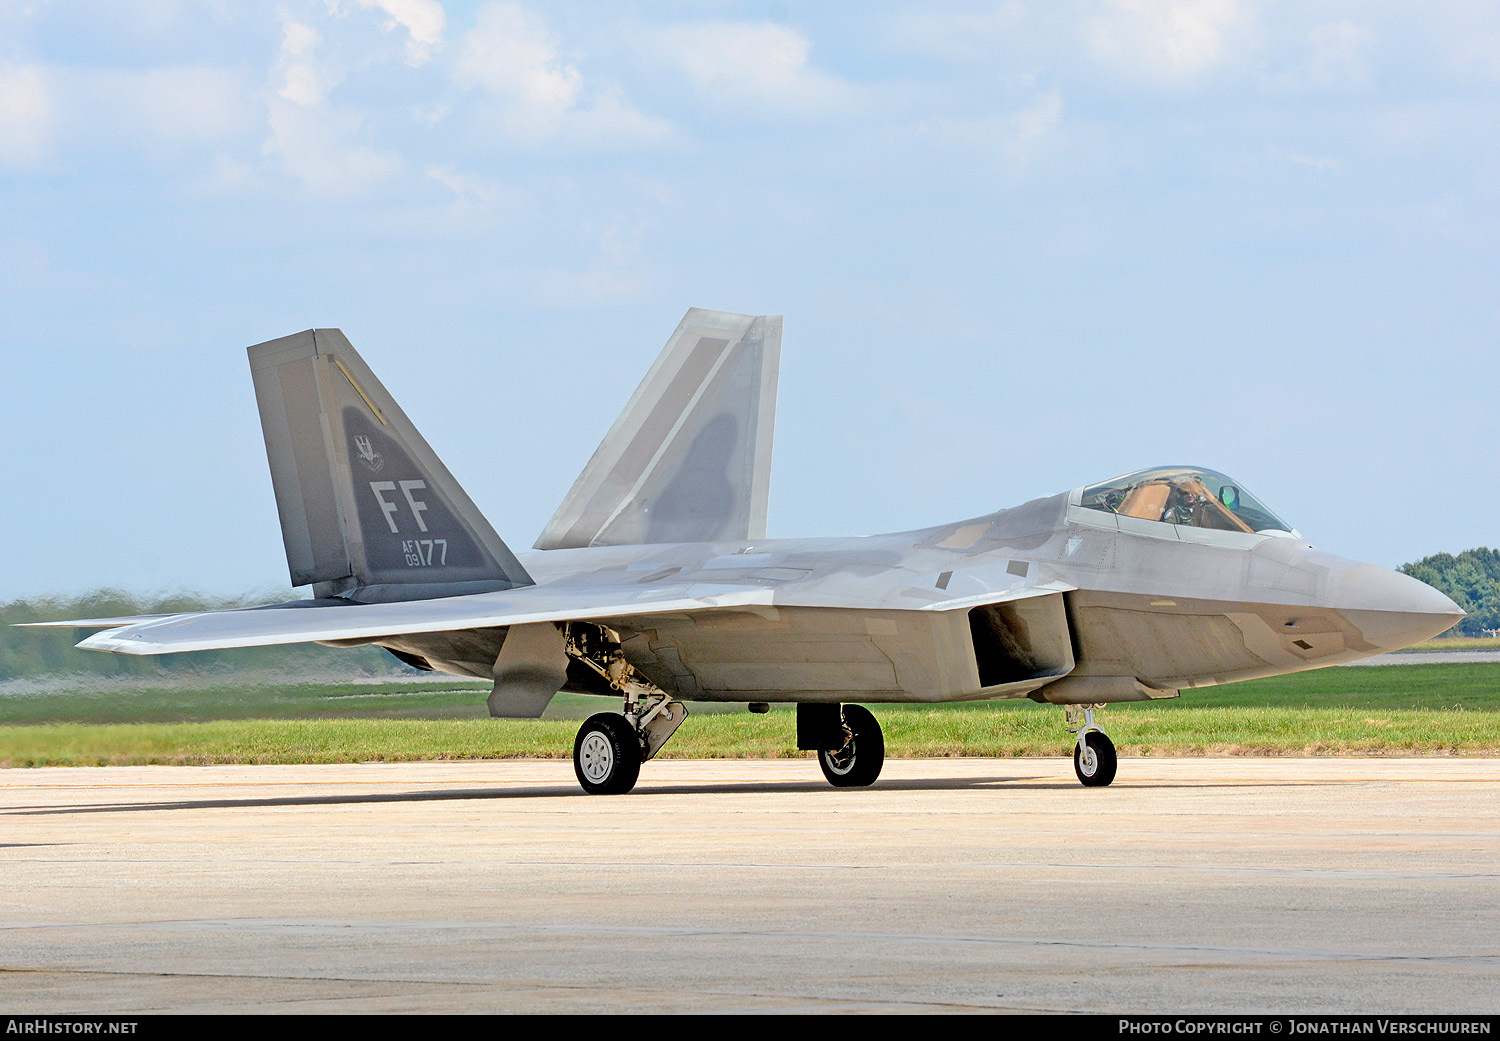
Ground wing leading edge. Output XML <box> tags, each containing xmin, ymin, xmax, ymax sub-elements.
<box><xmin>75</xmin><ymin>583</ymin><xmax>775</xmax><ymax>656</ymax></box>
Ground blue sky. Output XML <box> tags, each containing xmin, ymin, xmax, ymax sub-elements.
<box><xmin>2</xmin><ymin>0</ymin><xmax>1497</xmax><ymax>600</ymax></box>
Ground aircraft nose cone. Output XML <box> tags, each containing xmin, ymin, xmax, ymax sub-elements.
<box><xmin>1335</xmin><ymin>564</ymin><xmax>1465</xmax><ymax>651</ymax></box>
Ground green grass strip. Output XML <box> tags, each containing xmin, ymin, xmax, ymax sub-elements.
<box><xmin>1406</xmin><ymin>636</ymin><xmax>1500</xmax><ymax>652</ymax></box>
<box><xmin>5</xmin><ymin>661</ymin><xmax>1500</xmax><ymax>766</ymax></box>
<box><xmin>6</xmin><ymin>706</ymin><xmax>1500</xmax><ymax>767</ymax></box>
<box><xmin>5</xmin><ymin>662</ymin><xmax>1500</xmax><ymax>727</ymax></box>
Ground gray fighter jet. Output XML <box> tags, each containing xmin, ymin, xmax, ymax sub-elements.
<box><xmin>43</xmin><ymin>309</ymin><xmax>1463</xmax><ymax>793</ymax></box>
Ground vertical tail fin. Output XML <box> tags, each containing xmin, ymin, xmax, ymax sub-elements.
<box><xmin>535</xmin><ymin>308</ymin><xmax>781</xmax><ymax>550</ymax></box>
<box><xmin>249</xmin><ymin>329</ymin><xmax>532</xmax><ymax>601</ymax></box>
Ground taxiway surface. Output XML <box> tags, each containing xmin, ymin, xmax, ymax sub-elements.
<box><xmin>2</xmin><ymin>758</ymin><xmax>1498</xmax><ymax>1014</ymax></box>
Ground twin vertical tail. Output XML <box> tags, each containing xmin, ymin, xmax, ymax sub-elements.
<box><xmin>248</xmin><ymin>329</ymin><xmax>532</xmax><ymax>602</ymax></box>
<box><xmin>251</xmin><ymin>308</ymin><xmax>781</xmax><ymax>602</ymax></box>
<box><xmin>535</xmin><ymin>308</ymin><xmax>782</xmax><ymax>550</ymax></box>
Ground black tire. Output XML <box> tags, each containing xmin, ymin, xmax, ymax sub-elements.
<box><xmin>573</xmin><ymin>713</ymin><xmax>642</xmax><ymax>795</ymax></box>
<box><xmin>817</xmin><ymin>704</ymin><xmax>885</xmax><ymax>788</ymax></box>
<box><xmin>1073</xmin><ymin>730</ymin><xmax>1117</xmax><ymax>787</ymax></box>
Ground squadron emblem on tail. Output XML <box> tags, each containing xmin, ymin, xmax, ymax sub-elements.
<box><xmin>353</xmin><ymin>434</ymin><xmax>383</xmax><ymax>473</ymax></box>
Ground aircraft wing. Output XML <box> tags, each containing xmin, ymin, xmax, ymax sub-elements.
<box><xmin>65</xmin><ymin>575</ymin><xmax>1072</xmax><ymax>656</ymax></box>
<box><xmin>74</xmin><ymin>583</ymin><xmax>774</xmax><ymax>656</ymax></box>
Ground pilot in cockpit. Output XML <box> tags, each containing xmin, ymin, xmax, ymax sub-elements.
<box><xmin>1081</xmin><ymin>467</ymin><xmax>1293</xmax><ymax>536</ymax></box>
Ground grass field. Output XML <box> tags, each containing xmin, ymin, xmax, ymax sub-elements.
<box><xmin>1406</xmin><ymin>635</ymin><xmax>1500</xmax><ymax>651</ymax></box>
<box><xmin>2</xmin><ymin>661</ymin><xmax>1499</xmax><ymax>766</ymax></box>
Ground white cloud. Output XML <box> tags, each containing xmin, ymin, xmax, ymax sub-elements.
<box><xmin>0</xmin><ymin>64</ymin><xmax>52</xmax><ymax>166</ymax></box>
<box><xmin>277</xmin><ymin>20</ymin><xmax>327</xmax><ymax>106</ymax></box>
<box><xmin>283</xmin><ymin>19</ymin><xmax>320</xmax><ymax>57</ymax></box>
<box><xmin>1010</xmin><ymin>89</ymin><xmax>1064</xmax><ymax>159</ymax></box>
<box><xmin>279</xmin><ymin>61</ymin><xmax>324</xmax><ymax>106</ymax></box>
<box><xmin>1370</xmin><ymin>99</ymin><xmax>1478</xmax><ymax>154</ymax></box>
<box><xmin>262</xmin><ymin>16</ymin><xmax>401</xmax><ymax>194</ymax></box>
<box><xmin>264</xmin><ymin>98</ymin><xmax>402</xmax><ymax>195</ymax></box>
<box><xmin>109</xmin><ymin>66</ymin><xmax>251</xmax><ymax>143</ymax></box>
<box><xmin>457</xmin><ymin>2</ymin><xmax>580</xmax><ymax>114</ymax></box>
<box><xmin>1283</xmin><ymin>151</ymin><xmax>1339</xmax><ymax>172</ymax></box>
<box><xmin>504</xmin><ymin>215</ymin><xmax>654</xmax><ymax>307</ymax></box>
<box><xmin>347</xmin><ymin>0</ymin><xmax>446</xmax><ymax>65</ymax></box>
<box><xmin>877</xmin><ymin>4</ymin><xmax>1027</xmax><ymax>61</ymax></box>
<box><xmin>426</xmin><ymin>164</ymin><xmax>501</xmax><ymax>208</ymax></box>
<box><xmin>1301</xmin><ymin>20</ymin><xmax>1375</xmax><ymax>91</ymax></box>
<box><xmin>1087</xmin><ymin>0</ymin><xmax>1248</xmax><ymax>84</ymax></box>
<box><xmin>0</xmin><ymin>62</ymin><xmax>251</xmax><ymax>168</ymax></box>
<box><xmin>651</xmin><ymin>20</ymin><xmax>853</xmax><ymax>115</ymax></box>
<box><xmin>560</xmin><ymin>84</ymin><xmax>673</xmax><ymax>148</ymax></box>
<box><xmin>923</xmin><ymin>90</ymin><xmax>1064</xmax><ymax>168</ymax></box>
<box><xmin>196</xmin><ymin>151</ymin><xmax>265</xmax><ymax>194</ymax></box>
<box><xmin>532</xmin><ymin>257</ymin><xmax>649</xmax><ymax>306</ymax></box>
<box><xmin>411</xmin><ymin>101</ymin><xmax>450</xmax><ymax>126</ymax></box>
<box><xmin>455</xmin><ymin>2</ymin><xmax>669</xmax><ymax>146</ymax></box>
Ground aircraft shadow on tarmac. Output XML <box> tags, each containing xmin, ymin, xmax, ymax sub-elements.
<box><xmin>3</xmin><ymin>776</ymin><xmax>1327</xmax><ymax>815</ymax></box>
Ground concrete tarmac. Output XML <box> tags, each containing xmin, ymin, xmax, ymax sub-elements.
<box><xmin>2</xmin><ymin>757</ymin><xmax>1498</xmax><ymax>1015</ymax></box>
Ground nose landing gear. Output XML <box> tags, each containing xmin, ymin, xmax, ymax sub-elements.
<box><xmin>1066</xmin><ymin>705</ymin><xmax>1117</xmax><ymax>787</ymax></box>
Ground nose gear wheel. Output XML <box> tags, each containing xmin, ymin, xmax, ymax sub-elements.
<box><xmin>1074</xmin><ymin>729</ymin><xmax>1117</xmax><ymax>786</ymax></box>
<box><xmin>1065</xmin><ymin>705</ymin><xmax>1118</xmax><ymax>787</ymax></box>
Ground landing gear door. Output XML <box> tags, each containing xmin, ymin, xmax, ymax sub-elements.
<box><xmin>641</xmin><ymin>700</ymin><xmax>688</xmax><ymax>761</ymax></box>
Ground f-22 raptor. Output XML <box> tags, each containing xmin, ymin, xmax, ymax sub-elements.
<box><xmin>54</xmin><ymin>309</ymin><xmax>1463</xmax><ymax>793</ymax></box>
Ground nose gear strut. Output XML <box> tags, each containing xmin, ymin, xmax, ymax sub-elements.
<box><xmin>1065</xmin><ymin>704</ymin><xmax>1117</xmax><ymax>787</ymax></box>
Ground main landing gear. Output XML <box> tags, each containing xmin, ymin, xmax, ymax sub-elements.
<box><xmin>1065</xmin><ymin>705</ymin><xmax>1117</xmax><ymax>787</ymax></box>
<box><xmin>573</xmin><ymin>713</ymin><xmax>641</xmax><ymax>795</ymax></box>
<box><xmin>572</xmin><ymin>691</ymin><xmax>687</xmax><ymax>795</ymax></box>
<box><xmin>564</xmin><ymin>623</ymin><xmax>687</xmax><ymax>795</ymax></box>
<box><xmin>573</xmin><ymin>700</ymin><xmax>886</xmax><ymax>794</ymax></box>
<box><xmin>799</xmin><ymin>703</ymin><xmax>885</xmax><ymax>788</ymax></box>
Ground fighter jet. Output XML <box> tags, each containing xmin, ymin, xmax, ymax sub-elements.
<box><xmin>41</xmin><ymin>309</ymin><xmax>1463</xmax><ymax>794</ymax></box>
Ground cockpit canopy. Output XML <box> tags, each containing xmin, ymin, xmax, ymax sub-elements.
<box><xmin>1079</xmin><ymin>466</ymin><xmax>1294</xmax><ymax>535</ymax></box>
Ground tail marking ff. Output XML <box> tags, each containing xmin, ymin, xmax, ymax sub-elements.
<box><xmin>249</xmin><ymin>329</ymin><xmax>532</xmax><ymax>601</ymax></box>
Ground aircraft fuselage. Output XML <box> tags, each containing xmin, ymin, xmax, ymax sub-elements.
<box><xmin>385</xmin><ymin>489</ymin><xmax>1459</xmax><ymax>707</ymax></box>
